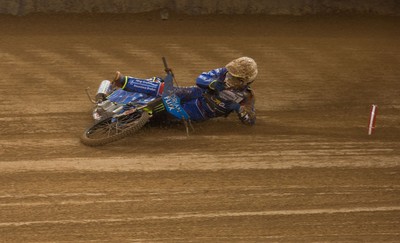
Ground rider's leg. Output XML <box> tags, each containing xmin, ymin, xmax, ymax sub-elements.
<box><xmin>180</xmin><ymin>99</ymin><xmax>208</xmax><ymax>121</ymax></box>
<box><xmin>173</xmin><ymin>86</ymin><xmax>203</xmax><ymax>101</ymax></box>
<box><xmin>113</xmin><ymin>71</ymin><xmax>164</xmax><ymax>96</ymax></box>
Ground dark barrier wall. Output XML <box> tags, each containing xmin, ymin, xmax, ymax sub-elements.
<box><xmin>1</xmin><ymin>0</ymin><xmax>399</xmax><ymax>15</ymax></box>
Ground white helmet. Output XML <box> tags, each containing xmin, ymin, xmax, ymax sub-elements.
<box><xmin>226</xmin><ymin>57</ymin><xmax>258</xmax><ymax>85</ymax></box>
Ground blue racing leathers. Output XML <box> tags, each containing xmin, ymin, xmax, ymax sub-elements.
<box><xmin>121</xmin><ymin>67</ymin><xmax>256</xmax><ymax>125</ymax></box>
<box><xmin>174</xmin><ymin>67</ymin><xmax>256</xmax><ymax>125</ymax></box>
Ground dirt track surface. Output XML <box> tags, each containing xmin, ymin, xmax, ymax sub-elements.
<box><xmin>0</xmin><ymin>13</ymin><xmax>399</xmax><ymax>241</ymax></box>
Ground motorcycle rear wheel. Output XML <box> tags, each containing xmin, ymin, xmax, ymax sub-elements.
<box><xmin>80</xmin><ymin>111</ymin><xmax>150</xmax><ymax>146</ymax></box>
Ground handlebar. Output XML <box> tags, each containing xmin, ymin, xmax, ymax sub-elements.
<box><xmin>162</xmin><ymin>56</ymin><xmax>179</xmax><ymax>86</ymax></box>
<box><xmin>162</xmin><ymin>57</ymin><xmax>172</xmax><ymax>75</ymax></box>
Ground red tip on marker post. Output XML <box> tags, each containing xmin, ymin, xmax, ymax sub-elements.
<box><xmin>368</xmin><ymin>104</ymin><xmax>378</xmax><ymax>135</ymax></box>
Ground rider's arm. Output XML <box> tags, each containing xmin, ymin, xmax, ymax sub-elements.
<box><xmin>229</xmin><ymin>89</ymin><xmax>256</xmax><ymax>126</ymax></box>
<box><xmin>196</xmin><ymin>67</ymin><xmax>227</xmax><ymax>89</ymax></box>
<box><xmin>236</xmin><ymin>88</ymin><xmax>256</xmax><ymax>126</ymax></box>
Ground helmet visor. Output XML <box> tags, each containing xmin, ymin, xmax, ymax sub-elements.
<box><xmin>225</xmin><ymin>72</ymin><xmax>246</xmax><ymax>88</ymax></box>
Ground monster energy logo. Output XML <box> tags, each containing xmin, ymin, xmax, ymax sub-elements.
<box><xmin>153</xmin><ymin>103</ymin><xmax>165</xmax><ymax>113</ymax></box>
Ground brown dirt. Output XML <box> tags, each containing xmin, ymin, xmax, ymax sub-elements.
<box><xmin>0</xmin><ymin>13</ymin><xmax>399</xmax><ymax>241</ymax></box>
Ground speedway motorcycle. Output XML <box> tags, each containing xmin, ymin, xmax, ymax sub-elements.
<box><xmin>80</xmin><ymin>57</ymin><xmax>191</xmax><ymax>146</ymax></box>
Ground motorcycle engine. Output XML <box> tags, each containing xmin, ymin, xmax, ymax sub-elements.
<box><xmin>93</xmin><ymin>100</ymin><xmax>121</xmax><ymax>121</ymax></box>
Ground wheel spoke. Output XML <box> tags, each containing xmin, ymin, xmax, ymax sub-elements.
<box><xmin>86</xmin><ymin>112</ymin><xmax>142</xmax><ymax>139</ymax></box>
<box><xmin>81</xmin><ymin>111</ymin><xmax>150</xmax><ymax>146</ymax></box>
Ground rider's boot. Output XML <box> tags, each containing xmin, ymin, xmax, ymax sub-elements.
<box><xmin>113</xmin><ymin>71</ymin><xmax>125</xmax><ymax>88</ymax></box>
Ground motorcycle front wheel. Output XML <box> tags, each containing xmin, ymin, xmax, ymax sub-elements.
<box><xmin>80</xmin><ymin>111</ymin><xmax>150</xmax><ymax>146</ymax></box>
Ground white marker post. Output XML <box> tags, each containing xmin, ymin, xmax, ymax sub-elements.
<box><xmin>368</xmin><ymin>104</ymin><xmax>378</xmax><ymax>135</ymax></box>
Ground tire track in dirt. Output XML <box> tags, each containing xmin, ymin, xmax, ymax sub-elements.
<box><xmin>118</xmin><ymin>42</ymin><xmax>168</xmax><ymax>77</ymax></box>
<box><xmin>0</xmin><ymin>51</ymin><xmax>66</xmax><ymax>85</ymax></box>
<box><xmin>24</xmin><ymin>47</ymin><xmax>101</xmax><ymax>81</ymax></box>
<box><xmin>0</xmin><ymin>167</ymin><xmax>399</xmax><ymax>241</ymax></box>
<box><xmin>73</xmin><ymin>43</ymin><xmax>131</xmax><ymax>73</ymax></box>
<box><xmin>1</xmin><ymin>136</ymin><xmax>399</xmax><ymax>171</ymax></box>
<box><xmin>2</xmin><ymin>206</ymin><xmax>399</xmax><ymax>227</ymax></box>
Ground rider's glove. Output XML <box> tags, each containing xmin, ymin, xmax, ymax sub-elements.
<box><xmin>209</xmin><ymin>80</ymin><xmax>225</xmax><ymax>92</ymax></box>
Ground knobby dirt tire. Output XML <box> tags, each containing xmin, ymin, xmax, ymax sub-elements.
<box><xmin>80</xmin><ymin>111</ymin><xmax>150</xmax><ymax>146</ymax></box>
